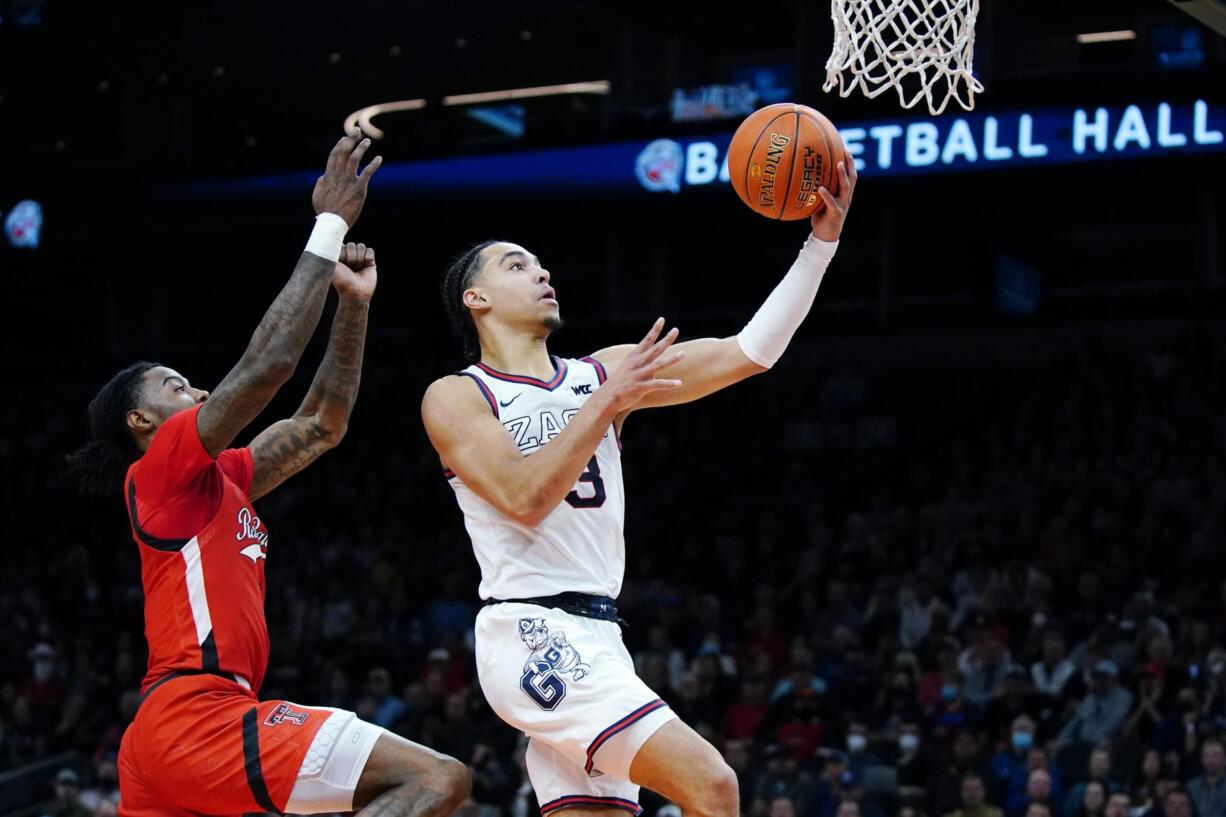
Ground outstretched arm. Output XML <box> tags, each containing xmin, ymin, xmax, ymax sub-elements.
<box><xmin>196</xmin><ymin>131</ymin><xmax>382</xmax><ymax>457</ymax></box>
<box><xmin>423</xmin><ymin>319</ymin><xmax>683</xmax><ymax>527</ymax></box>
<box><xmin>248</xmin><ymin>244</ymin><xmax>376</xmax><ymax>500</ymax></box>
<box><xmin>593</xmin><ymin>159</ymin><xmax>857</xmax><ymax>416</ymax></box>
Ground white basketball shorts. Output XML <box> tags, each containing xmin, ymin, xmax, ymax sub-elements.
<box><xmin>475</xmin><ymin>602</ymin><xmax>677</xmax><ymax>815</ymax></box>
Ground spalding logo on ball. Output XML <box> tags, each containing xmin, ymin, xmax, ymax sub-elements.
<box><xmin>727</xmin><ymin>103</ymin><xmax>847</xmax><ymax>221</ymax></box>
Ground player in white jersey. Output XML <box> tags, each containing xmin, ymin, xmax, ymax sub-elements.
<box><xmin>421</xmin><ymin>160</ymin><xmax>857</xmax><ymax>817</ymax></box>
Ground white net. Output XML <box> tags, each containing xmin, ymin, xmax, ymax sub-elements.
<box><xmin>823</xmin><ymin>0</ymin><xmax>984</xmax><ymax>115</ymax></box>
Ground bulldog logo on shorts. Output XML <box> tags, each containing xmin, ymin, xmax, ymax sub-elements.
<box><xmin>518</xmin><ymin>617</ymin><xmax>590</xmax><ymax>711</ymax></box>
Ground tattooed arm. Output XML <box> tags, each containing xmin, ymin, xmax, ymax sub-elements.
<box><xmin>248</xmin><ymin>243</ymin><xmax>376</xmax><ymax>500</ymax></box>
<box><xmin>196</xmin><ymin>130</ymin><xmax>381</xmax><ymax>457</ymax></box>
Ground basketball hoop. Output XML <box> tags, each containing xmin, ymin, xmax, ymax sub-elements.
<box><xmin>823</xmin><ymin>0</ymin><xmax>984</xmax><ymax>115</ymax></box>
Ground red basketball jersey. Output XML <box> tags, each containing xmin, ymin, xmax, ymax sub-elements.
<box><xmin>124</xmin><ymin>404</ymin><xmax>271</xmax><ymax>694</ymax></box>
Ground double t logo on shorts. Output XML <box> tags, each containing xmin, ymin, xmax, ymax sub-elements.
<box><xmin>518</xmin><ymin>618</ymin><xmax>591</xmax><ymax>711</ymax></box>
<box><xmin>263</xmin><ymin>703</ymin><xmax>309</xmax><ymax>727</ymax></box>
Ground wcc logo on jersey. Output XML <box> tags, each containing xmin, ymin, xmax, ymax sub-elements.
<box><xmin>518</xmin><ymin>618</ymin><xmax>590</xmax><ymax>711</ymax></box>
<box><xmin>235</xmin><ymin>507</ymin><xmax>269</xmax><ymax>563</ymax></box>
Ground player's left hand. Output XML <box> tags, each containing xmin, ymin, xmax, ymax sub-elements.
<box><xmin>333</xmin><ymin>242</ymin><xmax>377</xmax><ymax>301</ymax></box>
<box><xmin>810</xmin><ymin>159</ymin><xmax>858</xmax><ymax>242</ymax></box>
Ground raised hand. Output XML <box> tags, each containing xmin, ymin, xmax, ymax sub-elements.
<box><xmin>311</xmin><ymin>129</ymin><xmax>383</xmax><ymax>228</ymax></box>
<box><xmin>810</xmin><ymin>158</ymin><xmax>858</xmax><ymax>242</ymax></box>
<box><xmin>599</xmin><ymin>318</ymin><xmax>686</xmax><ymax>413</ymax></box>
<box><xmin>332</xmin><ymin>242</ymin><xmax>377</xmax><ymax>301</ymax></box>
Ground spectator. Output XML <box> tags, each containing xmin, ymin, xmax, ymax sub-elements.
<box><xmin>846</xmin><ymin>721</ymin><xmax>882</xmax><ymax>773</ymax></box>
<box><xmin>771</xmin><ymin>797</ymin><xmax>798</xmax><ymax>817</ymax></box>
<box><xmin>1056</xmin><ymin>662</ymin><xmax>1133</xmax><ymax>748</ymax></box>
<box><xmin>1187</xmin><ymin>738</ymin><xmax>1226</xmax><ymax>817</ymax></box>
<box><xmin>960</xmin><ymin>633</ymin><xmax>1012</xmax><ymax>710</ymax></box>
<box><xmin>1074</xmin><ymin>782</ymin><xmax>1106</xmax><ymax>817</ymax></box>
<box><xmin>983</xmin><ymin>669</ymin><xmax>1048</xmax><ymax>744</ymax></box>
<box><xmin>920</xmin><ymin>640</ymin><xmax>963</xmax><ymax>711</ymax></box>
<box><xmin>814</xmin><ymin>753</ymin><xmax>852</xmax><ymax>817</ymax></box>
<box><xmin>879</xmin><ymin>668</ymin><xmax>924</xmax><ymax>731</ymax></box>
<box><xmin>1130</xmin><ymin>749</ymin><xmax>1164</xmax><ymax>815</ymax></box>
<box><xmin>1103</xmin><ymin>794</ymin><xmax>1130</xmax><ymax>817</ymax></box>
<box><xmin>77</xmin><ymin>755</ymin><xmax>120</xmax><ymax>813</ymax></box>
<box><xmin>1124</xmin><ymin>664</ymin><xmax>1174</xmax><ymax>747</ymax></box>
<box><xmin>1162</xmin><ymin>789</ymin><xmax>1193</xmax><ymax>817</ymax></box>
<box><xmin>1032</xmin><ymin>632</ymin><xmax>1077</xmax><ymax>700</ymax></box>
<box><xmin>1026</xmin><ymin>805</ymin><xmax>1053</xmax><ymax>817</ymax></box>
<box><xmin>942</xmin><ymin>775</ymin><xmax>1002</xmax><ymax>817</ymax></box>
<box><xmin>992</xmin><ymin>716</ymin><xmax>1034</xmax><ymax>803</ymax></box>
<box><xmin>897</xmin><ymin>722</ymin><xmax>939</xmax><ymax>805</ymax></box>
<box><xmin>468</xmin><ymin>741</ymin><xmax>512</xmax><ymax>809</ymax></box>
<box><xmin>996</xmin><ymin>719</ymin><xmax>1063</xmax><ymax>817</ymax></box>
<box><xmin>930</xmin><ymin>675</ymin><xmax>977</xmax><ymax>746</ymax></box>
<box><xmin>900</xmin><ymin>579</ymin><xmax>943</xmax><ymax>650</ymax></box>
<box><xmin>835</xmin><ymin>770</ymin><xmax>883</xmax><ymax>817</ymax></box>
<box><xmin>38</xmin><ymin>769</ymin><xmax>90</xmax><ymax>817</ymax></box>
<box><xmin>1062</xmin><ymin>749</ymin><xmax>1118</xmax><ymax>817</ymax></box>
<box><xmin>935</xmin><ymin>732</ymin><xmax>994</xmax><ymax>815</ymax></box>
<box><xmin>367</xmin><ymin>667</ymin><xmax>408</xmax><ymax>730</ymax></box>
<box><xmin>1027</xmin><ymin>770</ymin><xmax>1055</xmax><ymax>813</ymax></box>
<box><xmin>754</xmin><ymin>744</ymin><xmax>818</xmax><ymax>817</ymax></box>
<box><xmin>322</xmin><ymin>667</ymin><xmax>354</xmax><ymax>710</ymax></box>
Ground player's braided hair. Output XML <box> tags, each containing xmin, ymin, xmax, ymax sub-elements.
<box><xmin>67</xmin><ymin>361</ymin><xmax>160</xmax><ymax>496</ymax></box>
<box><xmin>441</xmin><ymin>240</ymin><xmax>504</xmax><ymax>363</ymax></box>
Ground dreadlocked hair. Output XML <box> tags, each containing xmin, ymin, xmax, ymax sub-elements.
<box><xmin>67</xmin><ymin>361</ymin><xmax>161</xmax><ymax>496</ymax></box>
<box><xmin>441</xmin><ymin>240</ymin><xmax>505</xmax><ymax>363</ymax></box>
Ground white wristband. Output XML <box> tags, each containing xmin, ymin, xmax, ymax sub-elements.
<box><xmin>304</xmin><ymin>213</ymin><xmax>349</xmax><ymax>263</ymax></box>
<box><xmin>736</xmin><ymin>234</ymin><xmax>839</xmax><ymax>369</ymax></box>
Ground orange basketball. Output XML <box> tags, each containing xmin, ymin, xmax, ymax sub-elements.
<box><xmin>727</xmin><ymin>103</ymin><xmax>846</xmax><ymax>221</ymax></box>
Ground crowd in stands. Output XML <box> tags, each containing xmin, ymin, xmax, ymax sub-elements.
<box><xmin>2</xmin><ymin>329</ymin><xmax>1223</xmax><ymax>817</ymax></box>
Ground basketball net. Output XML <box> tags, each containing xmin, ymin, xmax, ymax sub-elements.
<box><xmin>823</xmin><ymin>0</ymin><xmax>984</xmax><ymax>115</ymax></box>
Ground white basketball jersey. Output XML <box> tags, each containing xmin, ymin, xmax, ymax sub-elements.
<box><xmin>444</xmin><ymin>355</ymin><xmax>626</xmax><ymax>601</ymax></box>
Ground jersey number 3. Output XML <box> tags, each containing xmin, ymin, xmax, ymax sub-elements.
<box><xmin>564</xmin><ymin>456</ymin><xmax>606</xmax><ymax>509</ymax></box>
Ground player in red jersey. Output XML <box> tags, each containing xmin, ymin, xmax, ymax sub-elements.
<box><xmin>69</xmin><ymin>133</ymin><xmax>471</xmax><ymax>817</ymax></box>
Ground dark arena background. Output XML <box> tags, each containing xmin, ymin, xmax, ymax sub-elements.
<box><xmin>1</xmin><ymin>2</ymin><xmax>1225</xmax><ymax>816</ymax></box>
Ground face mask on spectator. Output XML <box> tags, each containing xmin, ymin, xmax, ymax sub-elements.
<box><xmin>1012</xmin><ymin>731</ymin><xmax>1034</xmax><ymax>751</ymax></box>
<box><xmin>941</xmin><ymin>683</ymin><xmax>958</xmax><ymax>701</ymax></box>
<box><xmin>848</xmin><ymin>734</ymin><xmax>868</xmax><ymax>753</ymax></box>
<box><xmin>899</xmin><ymin>734</ymin><xmax>919</xmax><ymax>753</ymax></box>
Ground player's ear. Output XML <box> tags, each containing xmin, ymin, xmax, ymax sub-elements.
<box><xmin>463</xmin><ymin>287</ymin><xmax>491</xmax><ymax>315</ymax></box>
<box><xmin>127</xmin><ymin>408</ymin><xmax>157</xmax><ymax>434</ymax></box>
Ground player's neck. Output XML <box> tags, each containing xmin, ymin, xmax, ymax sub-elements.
<box><xmin>478</xmin><ymin>332</ymin><xmax>554</xmax><ymax>379</ymax></box>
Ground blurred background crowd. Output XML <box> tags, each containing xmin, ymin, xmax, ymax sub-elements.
<box><xmin>3</xmin><ymin>320</ymin><xmax>1223</xmax><ymax>817</ymax></box>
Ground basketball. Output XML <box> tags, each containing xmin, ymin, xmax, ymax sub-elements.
<box><xmin>727</xmin><ymin>103</ymin><xmax>847</xmax><ymax>221</ymax></box>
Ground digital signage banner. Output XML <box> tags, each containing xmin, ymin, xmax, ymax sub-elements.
<box><xmin>185</xmin><ymin>98</ymin><xmax>1223</xmax><ymax>198</ymax></box>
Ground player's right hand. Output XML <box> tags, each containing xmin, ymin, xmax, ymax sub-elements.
<box><xmin>600</xmin><ymin>318</ymin><xmax>685</xmax><ymax>412</ymax></box>
<box><xmin>332</xmin><ymin>242</ymin><xmax>377</xmax><ymax>301</ymax></box>
<box><xmin>311</xmin><ymin>129</ymin><xmax>382</xmax><ymax>227</ymax></box>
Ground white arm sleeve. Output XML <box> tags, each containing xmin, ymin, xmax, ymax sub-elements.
<box><xmin>736</xmin><ymin>234</ymin><xmax>839</xmax><ymax>368</ymax></box>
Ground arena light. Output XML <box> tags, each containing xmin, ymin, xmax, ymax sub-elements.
<box><xmin>1076</xmin><ymin>30</ymin><xmax>1137</xmax><ymax>44</ymax></box>
<box><xmin>442</xmin><ymin>81</ymin><xmax>610</xmax><ymax>106</ymax></box>
<box><xmin>344</xmin><ymin>82</ymin><xmax>608</xmax><ymax>139</ymax></box>
<box><xmin>344</xmin><ymin>99</ymin><xmax>428</xmax><ymax>139</ymax></box>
